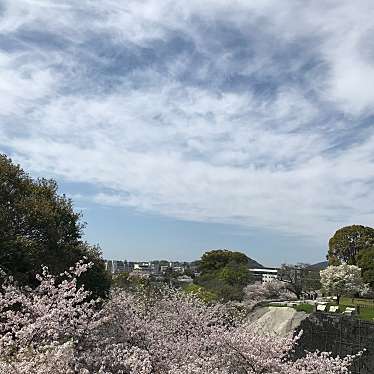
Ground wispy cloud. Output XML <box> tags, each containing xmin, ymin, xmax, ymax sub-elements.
<box><xmin>1</xmin><ymin>0</ymin><xmax>374</xmax><ymax>244</ymax></box>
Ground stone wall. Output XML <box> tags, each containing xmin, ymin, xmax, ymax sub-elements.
<box><xmin>296</xmin><ymin>312</ymin><xmax>374</xmax><ymax>374</ymax></box>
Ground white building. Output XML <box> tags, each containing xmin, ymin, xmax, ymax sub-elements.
<box><xmin>105</xmin><ymin>260</ymin><xmax>132</xmax><ymax>274</ymax></box>
<box><xmin>177</xmin><ymin>275</ymin><xmax>193</xmax><ymax>284</ymax></box>
<box><xmin>249</xmin><ymin>268</ymin><xmax>278</xmax><ymax>283</ymax></box>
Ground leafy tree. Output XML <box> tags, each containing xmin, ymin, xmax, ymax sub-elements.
<box><xmin>111</xmin><ymin>271</ymin><xmax>131</xmax><ymax>289</ymax></box>
<box><xmin>199</xmin><ymin>249</ymin><xmax>249</xmax><ymax>273</ymax></box>
<box><xmin>327</xmin><ymin>225</ymin><xmax>374</xmax><ymax>265</ymax></box>
<box><xmin>357</xmin><ymin>247</ymin><xmax>374</xmax><ymax>287</ymax></box>
<box><xmin>162</xmin><ymin>267</ymin><xmax>181</xmax><ymax>284</ymax></box>
<box><xmin>195</xmin><ymin>250</ymin><xmax>254</xmax><ymax>301</ymax></box>
<box><xmin>217</xmin><ymin>261</ymin><xmax>252</xmax><ymax>286</ymax></box>
<box><xmin>183</xmin><ymin>283</ymin><xmax>218</xmax><ymax>303</ymax></box>
<box><xmin>320</xmin><ymin>264</ymin><xmax>365</xmax><ymax>304</ymax></box>
<box><xmin>0</xmin><ymin>154</ymin><xmax>110</xmax><ymax>298</ymax></box>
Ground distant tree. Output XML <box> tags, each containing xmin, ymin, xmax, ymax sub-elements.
<box><xmin>327</xmin><ymin>225</ymin><xmax>374</xmax><ymax>265</ymax></box>
<box><xmin>183</xmin><ymin>268</ymin><xmax>195</xmax><ymax>277</ymax></box>
<box><xmin>111</xmin><ymin>272</ymin><xmax>131</xmax><ymax>289</ymax></box>
<box><xmin>163</xmin><ymin>267</ymin><xmax>180</xmax><ymax>283</ymax></box>
<box><xmin>218</xmin><ymin>261</ymin><xmax>252</xmax><ymax>286</ymax></box>
<box><xmin>195</xmin><ymin>250</ymin><xmax>254</xmax><ymax>302</ymax></box>
<box><xmin>183</xmin><ymin>283</ymin><xmax>218</xmax><ymax>303</ymax></box>
<box><xmin>320</xmin><ymin>264</ymin><xmax>366</xmax><ymax>304</ymax></box>
<box><xmin>199</xmin><ymin>250</ymin><xmax>249</xmax><ymax>273</ymax></box>
<box><xmin>0</xmin><ymin>154</ymin><xmax>111</xmax><ymax>298</ymax></box>
<box><xmin>356</xmin><ymin>247</ymin><xmax>374</xmax><ymax>287</ymax></box>
<box><xmin>153</xmin><ymin>260</ymin><xmax>169</xmax><ymax>266</ymax></box>
<box><xmin>278</xmin><ymin>264</ymin><xmax>308</xmax><ymax>299</ymax></box>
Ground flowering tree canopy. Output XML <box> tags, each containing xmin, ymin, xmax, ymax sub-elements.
<box><xmin>243</xmin><ymin>280</ymin><xmax>293</xmax><ymax>308</ymax></box>
<box><xmin>320</xmin><ymin>264</ymin><xmax>366</xmax><ymax>299</ymax></box>
<box><xmin>0</xmin><ymin>261</ymin><xmax>357</xmax><ymax>373</ymax></box>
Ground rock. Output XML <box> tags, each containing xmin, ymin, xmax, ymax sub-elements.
<box><xmin>249</xmin><ymin>306</ymin><xmax>308</xmax><ymax>336</ymax></box>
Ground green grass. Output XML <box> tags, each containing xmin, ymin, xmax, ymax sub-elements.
<box><xmin>268</xmin><ymin>298</ymin><xmax>374</xmax><ymax>320</ymax></box>
<box><xmin>338</xmin><ymin>297</ymin><xmax>374</xmax><ymax>321</ymax></box>
<box><xmin>340</xmin><ymin>297</ymin><xmax>374</xmax><ymax>307</ymax></box>
<box><xmin>293</xmin><ymin>303</ymin><xmax>314</xmax><ymax>314</ymax></box>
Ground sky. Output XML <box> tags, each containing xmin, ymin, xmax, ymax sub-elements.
<box><xmin>1</xmin><ymin>1</ymin><xmax>374</xmax><ymax>266</ymax></box>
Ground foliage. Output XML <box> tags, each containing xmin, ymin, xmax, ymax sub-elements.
<box><xmin>320</xmin><ymin>264</ymin><xmax>366</xmax><ymax>301</ymax></box>
<box><xmin>195</xmin><ymin>250</ymin><xmax>254</xmax><ymax>302</ymax></box>
<box><xmin>163</xmin><ymin>267</ymin><xmax>181</xmax><ymax>284</ymax></box>
<box><xmin>183</xmin><ymin>283</ymin><xmax>218</xmax><ymax>303</ymax></box>
<box><xmin>328</xmin><ymin>225</ymin><xmax>374</xmax><ymax>265</ymax></box>
<box><xmin>0</xmin><ymin>262</ymin><xmax>357</xmax><ymax>374</ymax></box>
<box><xmin>0</xmin><ymin>154</ymin><xmax>110</xmax><ymax>298</ymax></box>
<box><xmin>112</xmin><ymin>271</ymin><xmax>131</xmax><ymax>288</ymax></box>
<box><xmin>356</xmin><ymin>246</ymin><xmax>374</xmax><ymax>287</ymax></box>
<box><xmin>198</xmin><ymin>249</ymin><xmax>250</xmax><ymax>273</ymax></box>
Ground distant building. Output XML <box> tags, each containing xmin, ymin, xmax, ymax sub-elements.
<box><xmin>130</xmin><ymin>270</ymin><xmax>151</xmax><ymax>279</ymax></box>
<box><xmin>113</xmin><ymin>260</ymin><xmax>125</xmax><ymax>273</ymax></box>
<box><xmin>160</xmin><ymin>265</ymin><xmax>169</xmax><ymax>273</ymax></box>
<box><xmin>105</xmin><ymin>260</ymin><xmax>113</xmax><ymax>273</ymax></box>
<box><xmin>134</xmin><ymin>262</ymin><xmax>151</xmax><ymax>271</ymax></box>
<box><xmin>177</xmin><ymin>275</ymin><xmax>193</xmax><ymax>284</ymax></box>
<box><xmin>104</xmin><ymin>260</ymin><xmax>133</xmax><ymax>274</ymax></box>
<box><xmin>249</xmin><ymin>268</ymin><xmax>278</xmax><ymax>283</ymax></box>
<box><xmin>105</xmin><ymin>259</ymin><xmax>192</xmax><ymax>276</ymax></box>
<box><xmin>172</xmin><ymin>266</ymin><xmax>185</xmax><ymax>274</ymax></box>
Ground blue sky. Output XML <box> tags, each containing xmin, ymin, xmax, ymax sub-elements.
<box><xmin>1</xmin><ymin>1</ymin><xmax>374</xmax><ymax>266</ymax></box>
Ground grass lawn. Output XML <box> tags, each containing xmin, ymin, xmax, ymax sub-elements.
<box><xmin>293</xmin><ymin>303</ymin><xmax>314</xmax><ymax>314</ymax></box>
<box><xmin>268</xmin><ymin>298</ymin><xmax>374</xmax><ymax>321</ymax></box>
<box><xmin>339</xmin><ymin>297</ymin><xmax>374</xmax><ymax>321</ymax></box>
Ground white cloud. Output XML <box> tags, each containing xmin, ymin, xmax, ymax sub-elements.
<box><xmin>1</xmin><ymin>0</ymin><xmax>374</xmax><ymax>245</ymax></box>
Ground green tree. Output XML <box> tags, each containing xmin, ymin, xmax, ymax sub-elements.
<box><xmin>183</xmin><ymin>283</ymin><xmax>217</xmax><ymax>303</ymax></box>
<box><xmin>111</xmin><ymin>272</ymin><xmax>131</xmax><ymax>289</ymax></box>
<box><xmin>327</xmin><ymin>225</ymin><xmax>374</xmax><ymax>265</ymax></box>
<box><xmin>199</xmin><ymin>250</ymin><xmax>249</xmax><ymax>272</ymax></box>
<box><xmin>218</xmin><ymin>262</ymin><xmax>252</xmax><ymax>286</ymax></box>
<box><xmin>0</xmin><ymin>154</ymin><xmax>111</xmax><ymax>298</ymax></box>
<box><xmin>195</xmin><ymin>250</ymin><xmax>254</xmax><ymax>302</ymax></box>
<box><xmin>357</xmin><ymin>247</ymin><xmax>374</xmax><ymax>287</ymax></box>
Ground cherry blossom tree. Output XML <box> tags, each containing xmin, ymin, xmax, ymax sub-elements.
<box><xmin>0</xmin><ymin>261</ymin><xmax>357</xmax><ymax>373</ymax></box>
<box><xmin>243</xmin><ymin>280</ymin><xmax>293</xmax><ymax>309</ymax></box>
<box><xmin>320</xmin><ymin>264</ymin><xmax>366</xmax><ymax>304</ymax></box>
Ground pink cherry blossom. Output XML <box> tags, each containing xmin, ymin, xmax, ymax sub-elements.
<box><xmin>0</xmin><ymin>261</ymin><xmax>357</xmax><ymax>373</ymax></box>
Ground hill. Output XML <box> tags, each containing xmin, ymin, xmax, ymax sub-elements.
<box><xmin>308</xmin><ymin>261</ymin><xmax>328</xmax><ymax>270</ymax></box>
<box><xmin>247</xmin><ymin>257</ymin><xmax>264</xmax><ymax>269</ymax></box>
